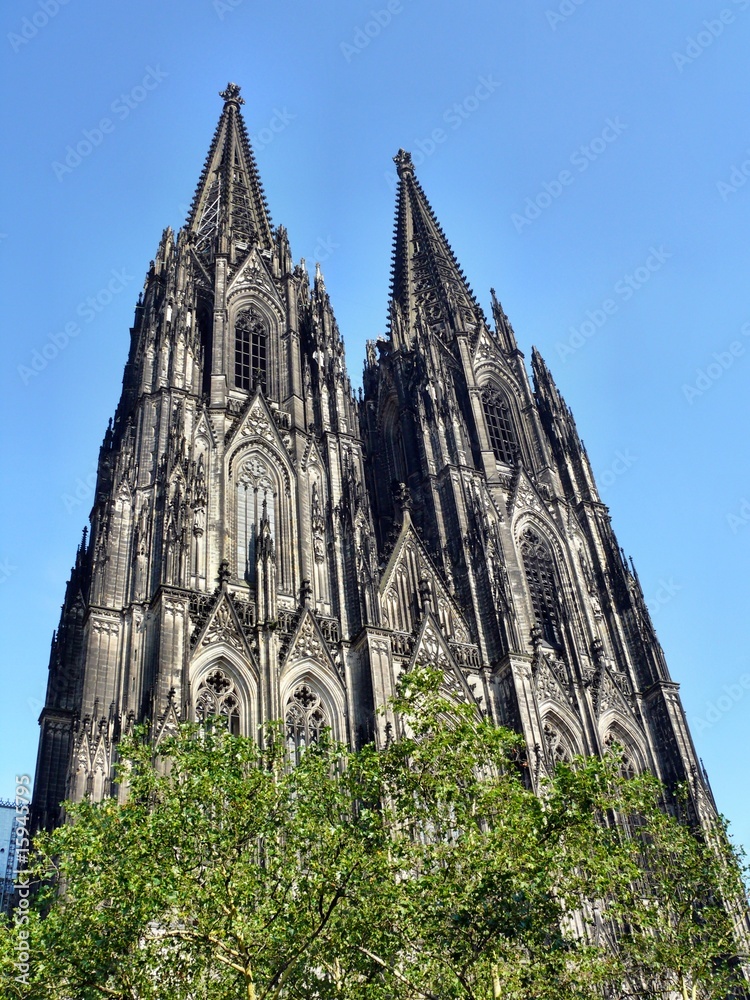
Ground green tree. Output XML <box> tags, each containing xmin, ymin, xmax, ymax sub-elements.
<box><xmin>374</xmin><ymin>666</ymin><xmax>651</xmax><ymax>999</ymax></box>
<box><xmin>0</xmin><ymin>667</ymin><xmax>747</xmax><ymax>999</ymax></box>
<box><xmin>606</xmin><ymin>780</ymin><xmax>750</xmax><ymax>1000</ymax></box>
<box><xmin>5</xmin><ymin>724</ymin><xmax>407</xmax><ymax>1000</ymax></box>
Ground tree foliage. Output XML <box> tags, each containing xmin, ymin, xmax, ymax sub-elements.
<box><xmin>1</xmin><ymin>667</ymin><xmax>748</xmax><ymax>999</ymax></box>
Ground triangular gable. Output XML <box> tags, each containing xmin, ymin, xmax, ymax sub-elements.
<box><xmin>507</xmin><ymin>466</ymin><xmax>551</xmax><ymax>519</ymax></box>
<box><xmin>91</xmin><ymin>734</ymin><xmax>110</xmax><ymax>773</ymax></box>
<box><xmin>471</xmin><ymin>326</ymin><xmax>513</xmax><ymax>372</ymax></box>
<box><xmin>379</xmin><ymin>512</ymin><xmax>472</xmax><ymax>645</ymax></box>
<box><xmin>281</xmin><ymin>608</ymin><xmax>340</xmax><ymax>676</ymax></box>
<box><xmin>225</xmin><ymin>390</ymin><xmax>293</xmax><ymax>459</ymax></box>
<box><xmin>194</xmin><ymin>406</ymin><xmax>218</xmax><ymax>449</ymax></box>
<box><xmin>192</xmin><ymin>592</ymin><xmax>256</xmax><ymax>662</ymax></box>
<box><xmin>114</xmin><ymin>472</ymin><xmax>135</xmax><ymax>504</ymax></box>
<box><xmin>594</xmin><ymin>664</ymin><xmax>637</xmax><ymax>723</ymax></box>
<box><xmin>408</xmin><ymin>614</ymin><xmax>482</xmax><ymax>713</ymax></box>
<box><xmin>75</xmin><ymin>731</ymin><xmax>92</xmax><ymax>771</ymax></box>
<box><xmin>534</xmin><ymin>650</ymin><xmax>572</xmax><ymax>708</ymax></box>
<box><xmin>227</xmin><ymin>245</ymin><xmax>283</xmax><ymax>304</ymax></box>
<box><xmin>154</xmin><ymin>694</ymin><xmax>181</xmax><ymax>747</ymax></box>
<box><xmin>300</xmin><ymin>437</ymin><xmax>326</xmax><ymax>474</ymax></box>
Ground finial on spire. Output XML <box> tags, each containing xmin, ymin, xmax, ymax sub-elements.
<box><xmin>219</xmin><ymin>82</ymin><xmax>244</xmax><ymax>107</ymax></box>
<box><xmin>393</xmin><ymin>149</ymin><xmax>414</xmax><ymax>178</ymax></box>
<box><xmin>314</xmin><ymin>260</ymin><xmax>325</xmax><ymax>289</ymax></box>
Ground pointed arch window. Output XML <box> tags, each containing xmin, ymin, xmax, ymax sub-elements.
<box><xmin>520</xmin><ymin>528</ymin><xmax>560</xmax><ymax>647</ymax></box>
<box><xmin>604</xmin><ymin>732</ymin><xmax>638</xmax><ymax>779</ymax></box>
<box><xmin>235</xmin><ymin>309</ymin><xmax>267</xmax><ymax>392</ymax></box>
<box><xmin>237</xmin><ymin>457</ymin><xmax>276</xmax><ymax>586</ymax></box>
<box><xmin>285</xmin><ymin>684</ymin><xmax>328</xmax><ymax>763</ymax></box>
<box><xmin>543</xmin><ymin>722</ymin><xmax>573</xmax><ymax>769</ymax></box>
<box><xmin>195</xmin><ymin>668</ymin><xmax>241</xmax><ymax>736</ymax></box>
<box><xmin>482</xmin><ymin>385</ymin><xmax>518</xmax><ymax>465</ymax></box>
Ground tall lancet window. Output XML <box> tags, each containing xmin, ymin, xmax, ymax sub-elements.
<box><xmin>195</xmin><ymin>668</ymin><xmax>241</xmax><ymax>736</ymax></box>
<box><xmin>237</xmin><ymin>457</ymin><xmax>276</xmax><ymax>585</ymax></box>
<box><xmin>285</xmin><ymin>684</ymin><xmax>328</xmax><ymax>764</ymax></box>
<box><xmin>482</xmin><ymin>385</ymin><xmax>518</xmax><ymax>465</ymax></box>
<box><xmin>235</xmin><ymin>308</ymin><xmax>267</xmax><ymax>391</ymax></box>
<box><xmin>520</xmin><ymin>528</ymin><xmax>560</xmax><ymax>647</ymax></box>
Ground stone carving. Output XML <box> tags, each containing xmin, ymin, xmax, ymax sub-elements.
<box><xmin>287</xmin><ymin>616</ymin><xmax>325</xmax><ymax>665</ymax></box>
<box><xmin>202</xmin><ymin>601</ymin><xmax>243</xmax><ymax>651</ymax></box>
<box><xmin>534</xmin><ymin>655</ymin><xmax>566</xmax><ymax>705</ymax></box>
<box><xmin>311</xmin><ymin>482</ymin><xmax>325</xmax><ymax>563</ymax></box>
<box><xmin>238</xmin><ymin>454</ymin><xmax>274</xmax><ymax>491</ymax></box>
<box><xmin>241</xmin><ymin>401</ymin><xmax>276</xmax><ymax>442</ymax></box>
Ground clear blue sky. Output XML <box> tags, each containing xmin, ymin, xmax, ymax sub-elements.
<box><xmin>1</xmin><ymin>1</ymin><xmax>749</xmax><ymax>853</ymax></box>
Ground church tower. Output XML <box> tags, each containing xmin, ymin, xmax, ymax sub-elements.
<box><xmin>33</xmin><ymin>87</ymin><xmax>714</xmax><ymax>832</ymax></box>
<box><xmin>360</xmin><ymin>148</ymin><xmax>712</xmax><ymax>812</ymax></box>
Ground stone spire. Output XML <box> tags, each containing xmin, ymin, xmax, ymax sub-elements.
<box><xmin>187</xmin><ymin>83</ymin><xmax>274</xmax><ymax>266</ymax></box>
<box><xmin>388</xmin><ymin>149</ymin><xmax>485</xmax><ymax>349</ymax></box>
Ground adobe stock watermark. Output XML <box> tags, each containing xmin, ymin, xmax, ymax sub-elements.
<box><xmin>341</xmin><ymin>0</ymin><xmax>405</xmax><ymax>61</ymax></box>
<box><xmin>17</xmin><ymin>268</ymin><xmax>134</xmax><ymax>385</ymax></box>
<box><xmin>648</xmin><ymin>577</ymin><xmax>682</xmax><ymax>617</ymax></box>
<box><xmin>0</xmin><ymin>558</ymin><xmax>17</xmax><ymax>584</ymax></box>
<box><xmin>13</xmin><ymin>775</ymin><xmax>32</xmax><ymax>986</ymax></box>
<box><xmin>311</xmin><ymin>236</ymin><xmax>339</xmax><ymax>263</ymax></box>
<box><xmin>556</xmin><ymin>246</ymin><xmax>672</xmax><ymax>361</ymax></box>
<box><xmin>250</xmin><ymin>107</ymin><xmax>296</xmax><ymax>152</ymax></box>
<box><xmin>672</xmin><ymin>1</ymin><xmax>749</xmax><ymax>72</ymax></box>
<box><xmin>8</xmin><ymin>0</ymin><xmax>72</xmax><ymax>53</ymax></box>
<box><xmin>546</xmin><ymin>0</ymin><xmax>588</xmax><ymax>31</ymax></box>
<box><xmin>716</xmin><ymin>146</ymin><xmax>750</xmax><ymax>201</ymax></box>
<box><xmin>681</xmin><ymin>320</ymin><xmax>750</xmax><ymax>403</ymax></box>
<box><xmin>726</xmin><ymin>497</ymin><xmax>750</xmax><ymax>535</ymax></box>
<box><xmin>511</xmin><ymin>117</ymin><xmax>628</xmax><ymax>233</ymax></box>
<box><xmin>384</xmin><ymin>75</ymin><xmax>500</xmax><ymax>190</ymax></box>
<box><xmin>212</xmin><ymin>0</ymin><xmax>245</xmax><ymax>18</ymax></box>
<box><xmin>598</xmin><ymin>449</ymin><xmax>637</xmax><ymax>491</ymax></box>
<box><xmin>693</xmin><ymin>673</ymin><xmax>750</xmax><ymax>734</ymax></box>
<box><xmin>52</xmin><ymin>66</ymin><xmax>168</xmax><ymax>181</ymax></box>
<box><xmin>61</xmin><ymin>468</ymin><xmax>97</xmax><ymax>514</ymax></box>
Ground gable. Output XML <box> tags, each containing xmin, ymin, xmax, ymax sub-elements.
<box><xmin>281</xmin><ymin>609</ymin><xmax>336</xmax><ymax>669</ymax></box>
<box><xmin>190</xmin><ymin>592</ymin><xmax>257</xmax><ymax>666</ymax></box>
<box><xmin>225</xmin><ymin>390</ymin><xmax>294</xmax><ymax>463</ymax></box>
<box><xmin>507</xmin><ymin>466</ymin><xmax>554</xmax><ymax>520</ymax></box>
<box><xmin>379</xmin><ymin>512</ymin><xmax>472</xmax><ymax>644</ymax></box>
<box><xmin>226</xmin><ymin>246</ymin><xmax>283</xmax><ymax>307</ymax></box>
<box><xmin>408</xmin><ymin>615</ymin><xmax>483</xmax><ymax>715</ymax></box>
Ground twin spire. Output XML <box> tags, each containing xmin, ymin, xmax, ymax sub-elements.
<box><xmin>188</xmin><ymin>86</ymin><xmax>490</xmax><ymax>343</ymax></box>
<box><xmin>187</xmin><ymin>83</ymin><xmax>274</xmax><ymax>266</ymax></box>
<box><xmin>389</xmin><ymin>149</ymin><xmax>486</xmax><ymax>346</ymax></box>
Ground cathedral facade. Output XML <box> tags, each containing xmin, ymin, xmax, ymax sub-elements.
<box><xmin>32</xmin><ymin>83</ymin><xmax>714</xmax><ymax>830</ymax></box>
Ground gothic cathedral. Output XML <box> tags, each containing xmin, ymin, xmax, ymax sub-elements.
<box><xmin>32</xmin><ymin>84</ymin><xmax>715</xmax><ymax>830</ymax></box>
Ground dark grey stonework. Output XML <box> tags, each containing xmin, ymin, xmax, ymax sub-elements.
<box><xmin>32</xmin><ymin>84</ymin><xmax>716</xmax><ymax>836</ymax></box>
